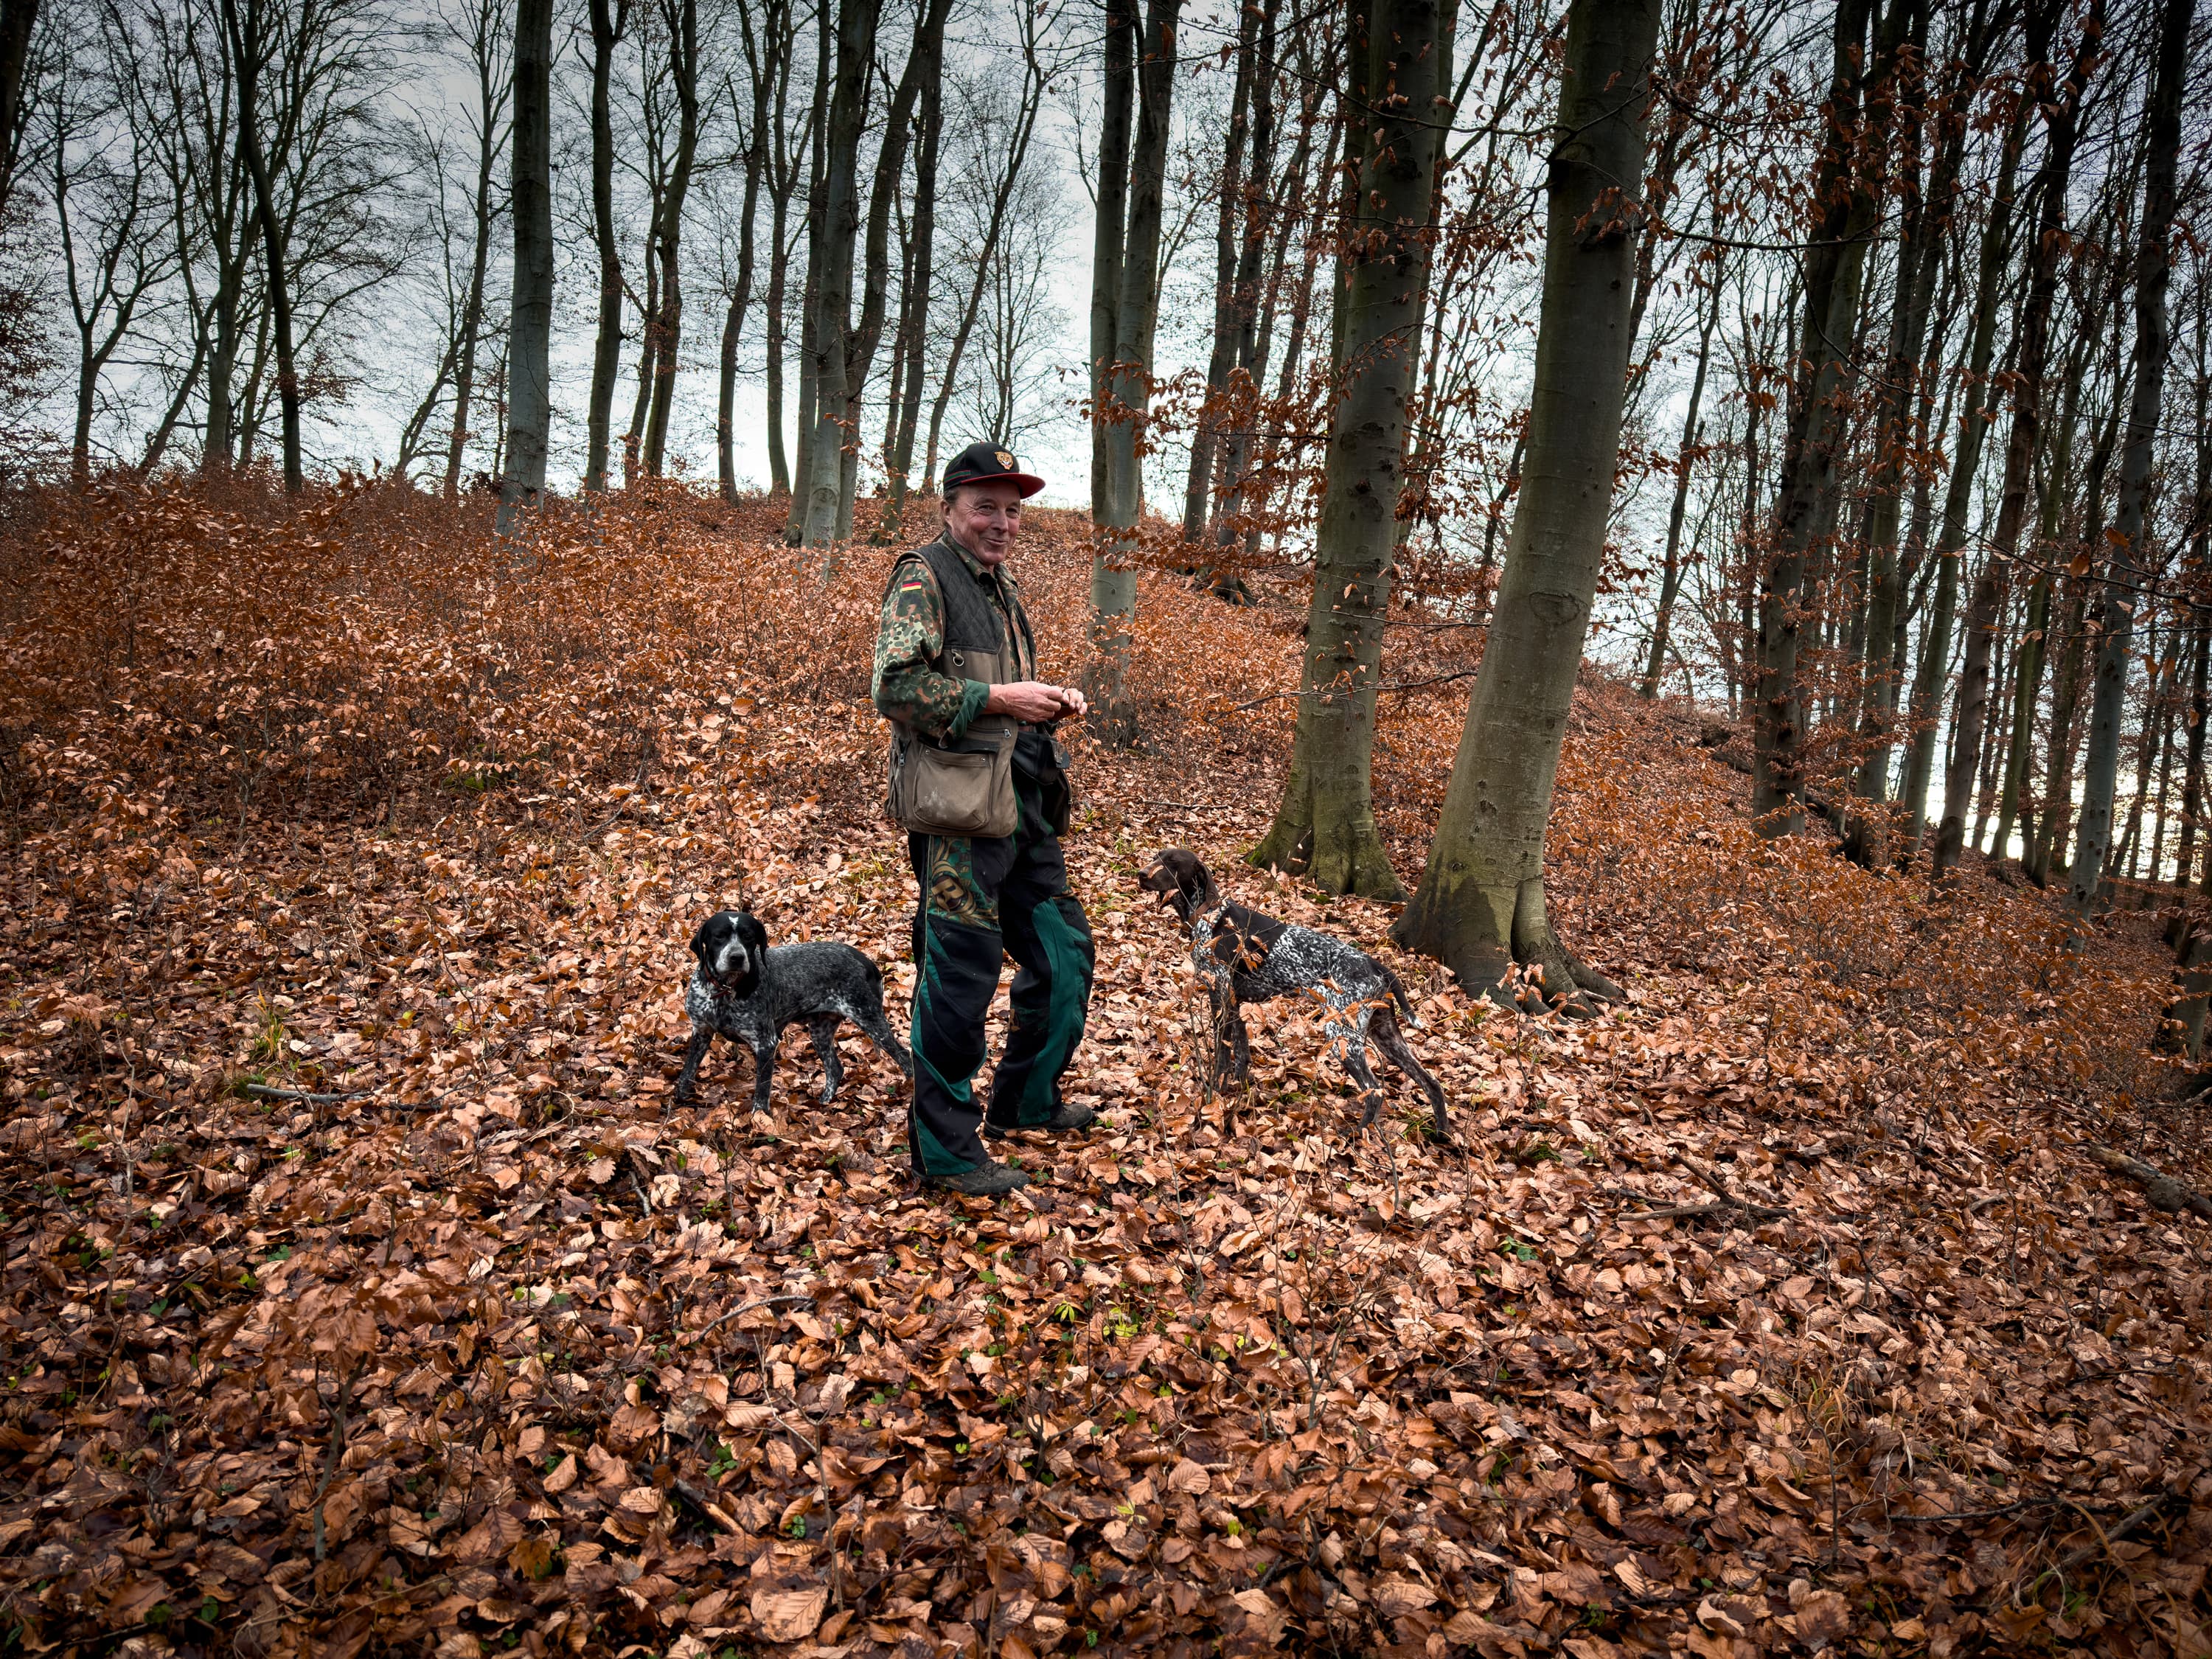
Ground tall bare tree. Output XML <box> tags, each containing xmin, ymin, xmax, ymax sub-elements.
<box><xmin>437</xmin><ymin>0</ymin><xmax>508</xmax><ymax>496</ymax></box>
<box><xmin>48</xmin><ymin>0</ymin><xmax>166</xmax><ymax>485</ymax></box>
<box><xmin>2070</xmin><ymin>0</ymin><xmax>2190</xmax><ymax>916</ymax></box>
<box><xmin>639</xmin><ymin>0</ymin><xmax>696</xmax><ymax>477</ymax></box>
<box><xmin>1932</xmin><ymin>0</ymin><xmax>2098</xmax><ymax>880</ymax></box>
<box><xmin>877</xmin><ymin>0</ymin><xmax>946</xmax><ymax>540</ymax></box>
<box><xmin>581</xmin><ymin>0</ymin><xmax>629</xmax><ymax>493</ymax></box>
<box><xmin>0</xmin><ymin>0</ymin><xmax>38</xmax><ymax>215</ymax></box>
<box><xmin>1082</xmin><ymin>0</ymin><xmax>1180</xmax><ymax>741</ymax></box>
<box><xmin>1178</xmin><ymin>0</ymin><xmax>1262</xmax><ymax>547</ymax></box>
<box><xmin>715</xmin><ymin>1</ymin><xmax>774</xmax><ymax>503</ymax></box>
<box><xmin>796</xmin><ymin>0</ymin><xmax>880</xmax><ymax>550</ymax></box>
<box><xmin>218</xmin><ymin>0</ymin><xmax>302</xmax><ymax>490</ymax></box>
<box><xmin>498</xmin><ymin>0</ymin><xmax>552</xmax><ymax>530</ymax></box>
<box><xmin>917</xmin><ymin>23</ymin><xmax>1053</xmax><ymax>495</ymax></box>
<box><xmin>1249</xmin><ymin>0</ymin><xmax>1456</xmax><ymax>897</ymax></box>
<box><xmin>1749</xmin><ymin>0</ymin><xmax>1911</xmax><ymax>834</ymax></box>
<box><xmin>1393</xmin><ymin>0</ymin><xmax>1663</xmax><ymax>1005</ymax></box>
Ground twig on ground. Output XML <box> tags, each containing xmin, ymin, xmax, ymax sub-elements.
<box><xmin>2054</xmin><ymin>1492</ymin><xmax>2176</xmax><ymax>1574</ymax></box>
<box><xmin>677</xmin><ymin>1293</ymin><xmax>818</xmax><ymax>1349</ymax></box>
<box><xmin>2082</xmin><ymin>1146</ymin><xmax>2212</xmax><ymax>1220</ymax></box>
<box><xmin>244</xmin><ymin>1083</ymin><xmax>371</xmax><ymax>1105</ymax></box>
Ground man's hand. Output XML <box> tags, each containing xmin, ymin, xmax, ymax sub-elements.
<box><xmin>985</xmin><ymin>681</ymin><xmax>1085</xmax><ymax>723</ymax></box>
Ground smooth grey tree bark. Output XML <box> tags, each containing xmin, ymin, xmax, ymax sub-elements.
<box><xmin>879</xmin><ymin>0</ymin><xmax>945</xmax><ymax>540</ymax></box>
<box><xmin>2074</xmin><ymin>0</ymin><xmax>2190</xmax><ymax>917</ymax></box>
<box><xmin>1639</xmin><ymin>271</ymin><xmax>1719</xmax><ymax>699</ymax></box>
<box><xmin>1933</xmin><ymin>0</ymin><xmax>2093</xmax><ymax>881</ymax></box>
<box><xmin>1179</xmin><ymin>0</ymin><xmax>1259</xmax><ymax>546</ymax></box>
<box><xmin>799</xmin><ymin>0</ymin><xmax>880</xmax><ymax>552</ymax></box>
<box><xmin>1750</xmin><ymin>0</ymin><xmax>1905</xmax><ymax>834</ymax></box>
<box><xmin>1251</xmin><ymin>0</ymin><xmax>1457</xmax><ymax>898</ymax></box>
<box><xmin>581</xmin><ymin>0</ymin><xmax>629</xmax><ymax>492</ymax></box>
<box><xmin>441</xmin><ymin>0</ymin><xmax>509</xmax><ymax>498</ymax></box>
<box><xmin>218</xmin><ymin>0</ymin><xmax>301</xmax><ymax>493</ymax></box>
<box><xmin>834</xmin><ymin>0</ymin><xmax>948</xmax><ymax>538</ymax></box>
<box><xmin>640</xmin><ymin>0</ymin><xmax>698</xmax><ymax>479</ymax></box>
<box><xmin>717</xmin><ymin>2</ymin><xmax>777</xmax><ymax>503</ymax></box>
<box><xmin>1897</xmin><ymin>93</ymin><xmax>2031</xmax><ymax>862</ymax></box>
<box><xmin>1086</xmin><ymin>0</ymin><xmax>1135</xmax><ymax>521</ymax></box>
<box><xmin>1082</xmin><ymin>0</ymin><xmax>1180</xmax><ymax>743</ymax></box>
<box><xmin>1391</xmin><ymin>0</ymin><xmax>1662</xmax><ymax>1003</ymax></box>
<box><xmin>496</xmin><ymin>0</ymin><xmax>553</xmax><ymax>533</ymax></box>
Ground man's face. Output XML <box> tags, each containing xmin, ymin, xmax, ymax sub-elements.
<box><xmin>943</xmin><ymin>481</ymin><xmax>1024</xmax><ymax>566</ymax></box>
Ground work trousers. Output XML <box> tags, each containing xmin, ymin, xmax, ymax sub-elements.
<box><xmin>905</xmin><ymin>776</ymin><xmax>1095</xmax><ymax>1176</ymax></box>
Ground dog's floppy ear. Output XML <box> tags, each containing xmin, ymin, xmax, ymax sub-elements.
<box><xmin>1167</xmin><ymin>846</ymin><xmax>1206</xmax><ymax>895</ymax></box>
<box><xmin>688</xmin><ymin>916</ymin><xmax>714</xmax><ymax>965</ymax></box>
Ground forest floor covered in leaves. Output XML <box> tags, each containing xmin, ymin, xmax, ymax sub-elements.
<box><xmin>1</xmin><ymin>478</ymin><xmax>2208</xmax><ymax>1659</ymax></box>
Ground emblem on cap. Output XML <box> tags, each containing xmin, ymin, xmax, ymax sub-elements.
<box><xmin>994</xmin><ymin>450</ymin><xmax>1015</xmax><ymax>470</ymax></box>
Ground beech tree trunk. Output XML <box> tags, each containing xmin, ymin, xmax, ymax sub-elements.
<box><xmin>641</xmin><ymin>0</ymin><xmax>699</xmax><ymax>479</ymax></box>
<box><xmin>1251</xmin><ymin>0</ymin><xmax>1456</xmax><ymax>899</ymax></box>
<box><xmin>1180</xmin><ymin>0</ymin><xmax>1259</xmax><ymax>547</ymax></box>
<box><xmin>0</xmin><ymin>0</ymin><xmax>35</xmax><ymax>217</ymax></box>
<box><xmin>880</xmin><ymin>13</ymin><xmax>945</xmax><ymax>538</ymax></box>
<box><xmin>442</xmin><ymin>0</ymin><xmax>507</xmax><ymax>498</ymax></box>
<box><xmin>1898</xmin><ymin>94</ymin><xmax>2031</xmax><ymax>862</ymax></box>
<box><xmin>497</xmin><ymin>0</ymin><xmax>553</xmax><ymax>532</ymax></box>
<box><xmin>717</xmin><ymin>32</ymin><xmax>771</xmax><ymax>504</ymax></box>
<box><xmin>1086</xmin><ymin>0</ymin><xmax>1135</xmax><ymax>522</ymax></box>
<box><xmin>799</xmin><ymin>0</ymin><xmax>879</xmax><ymax>551</ymax></box>
<box><xmin>1843</xmin><ymin>0</ymin><xmax>1979</xmax><ymax>866</ymax></box>
<box><xmin>220</xmin><ymin>0</ymin><xmax>301</xmax><ymax>493</ymax></box>
<box><xmin>2070</xmin><ymin>0</ymin><xmax>2187</xmax><ymax>918</ymax></box>
<box><xmin>1391</xmin><ymin>0</ymin><xmax>1661</xmax><ymax>1006</ymax></box>
<box><xmin>1933</xmin><ymin>0</ymin><xmax>2092</xmax><ymax>881</ymax></box>
<box><xmin>1640</xmin><ymin>274</ymin><xmax>1718</xmax><ymax>700</ymax></box>
<box><xmin>582</xmin><ymin>0</ymin><xmax>629</xmax><ymax>493</ymax></box>
<box><xmin>784</xmin><ymin>21</ymin><xmax>828</xmax><ymax>540</ymax></box>
<box><xmin>1082</xmin><ymin>0</ymin><xmax>1180</xmax><ymax>742</ymax></box>
<box><xmin>833</xmin><ymin>0</ymin><xmax>947</xmax><ymax>539</ymax></box>
<box><xmin>1750</xmin><ymin>0</ymin><xmax>1902</xmax><ymax>835</ymax></box>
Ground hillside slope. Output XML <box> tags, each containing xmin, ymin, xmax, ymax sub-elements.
<box><xmin>1</xmin><ymin>480</ymin><xmax>2206</xmax><ymax>1658</ymax></box>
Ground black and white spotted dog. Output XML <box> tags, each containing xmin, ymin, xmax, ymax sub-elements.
<box><xmin>1138</xmin><ymin>848</ymin><xmax>1450</xmax><ymax>1139</ymax></box>
<box><xmin>675</xmin><ymin>908</ymin><xmax>913</xmax><ymax>1109</ymax></box>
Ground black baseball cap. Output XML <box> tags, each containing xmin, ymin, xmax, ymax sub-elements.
<box><xmin>941</xmin><ymin>441</ymin><xmax>1045</xmax><ymax>498</ymax></box>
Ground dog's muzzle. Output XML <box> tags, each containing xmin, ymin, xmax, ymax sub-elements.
<box><xmin>712</xmin><ymin>943</ymin><xmax>751</xmax><ymax>982</ymax></box>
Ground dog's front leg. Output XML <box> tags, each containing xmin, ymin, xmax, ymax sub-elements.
<box><xmin>1205</xmin><ymin>978</ymin><xmax>1239</xmax><ymax>1088</ymax></box>
<box><xmin>748</xmin><ymin>1034</ymin><xmax>779</xmax><ymax>1111</ymax></box>
<box><xmin>673</xmin><ymin>1025</ymin><xmax>713</xmax><ymax>1104</ymax></box>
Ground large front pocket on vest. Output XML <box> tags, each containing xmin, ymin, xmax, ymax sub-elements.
<box><xmin>900</xmin><ymin>738</ymin><xmax>1016</xmax><ymax>838</ymax></box>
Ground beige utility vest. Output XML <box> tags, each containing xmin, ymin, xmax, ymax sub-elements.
<box><xmin>883</xmin><ymin>538</ymin><xmax>1032</xmax><ymax>838</ymax></box>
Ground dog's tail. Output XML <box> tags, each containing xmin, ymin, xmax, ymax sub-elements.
<box><xmin>1378</xmin><ymin>960</ymin><xmax>1422</xmax><ymax>1028</ymax></box>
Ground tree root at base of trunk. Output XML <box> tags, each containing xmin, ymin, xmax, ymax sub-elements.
<box><xmin>1393</xmin><ymin>872</ymin><xmax>1619</xmax><ymax>1018</ymax></box>
<box><xmin>1248</xmin><ymin>815</ymin><xmax>1405</xmax><ymax>903</ymax></box>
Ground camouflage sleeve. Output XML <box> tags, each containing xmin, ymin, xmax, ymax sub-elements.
<box><xmin>872</xmin><ymin>560</ymin><xmax>990</xmax><ymax>742</ymax></box>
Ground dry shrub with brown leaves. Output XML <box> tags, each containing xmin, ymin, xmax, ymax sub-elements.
<box><xmin>0</xmin><ymin>477</ymin><xmax>2206</xmax><ymax>1659</ymax></box>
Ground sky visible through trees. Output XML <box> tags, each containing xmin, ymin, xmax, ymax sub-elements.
<box><xmin>7</xmin><ymin>0</ymin><xmax>2212</xmax><ymax>879</ymax></box>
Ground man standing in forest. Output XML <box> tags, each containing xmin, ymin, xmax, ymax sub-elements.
<box><xmin>874</xmin><ymin>443</ymin><xmax>1097</xmax><ymax>1197</ymax></box>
